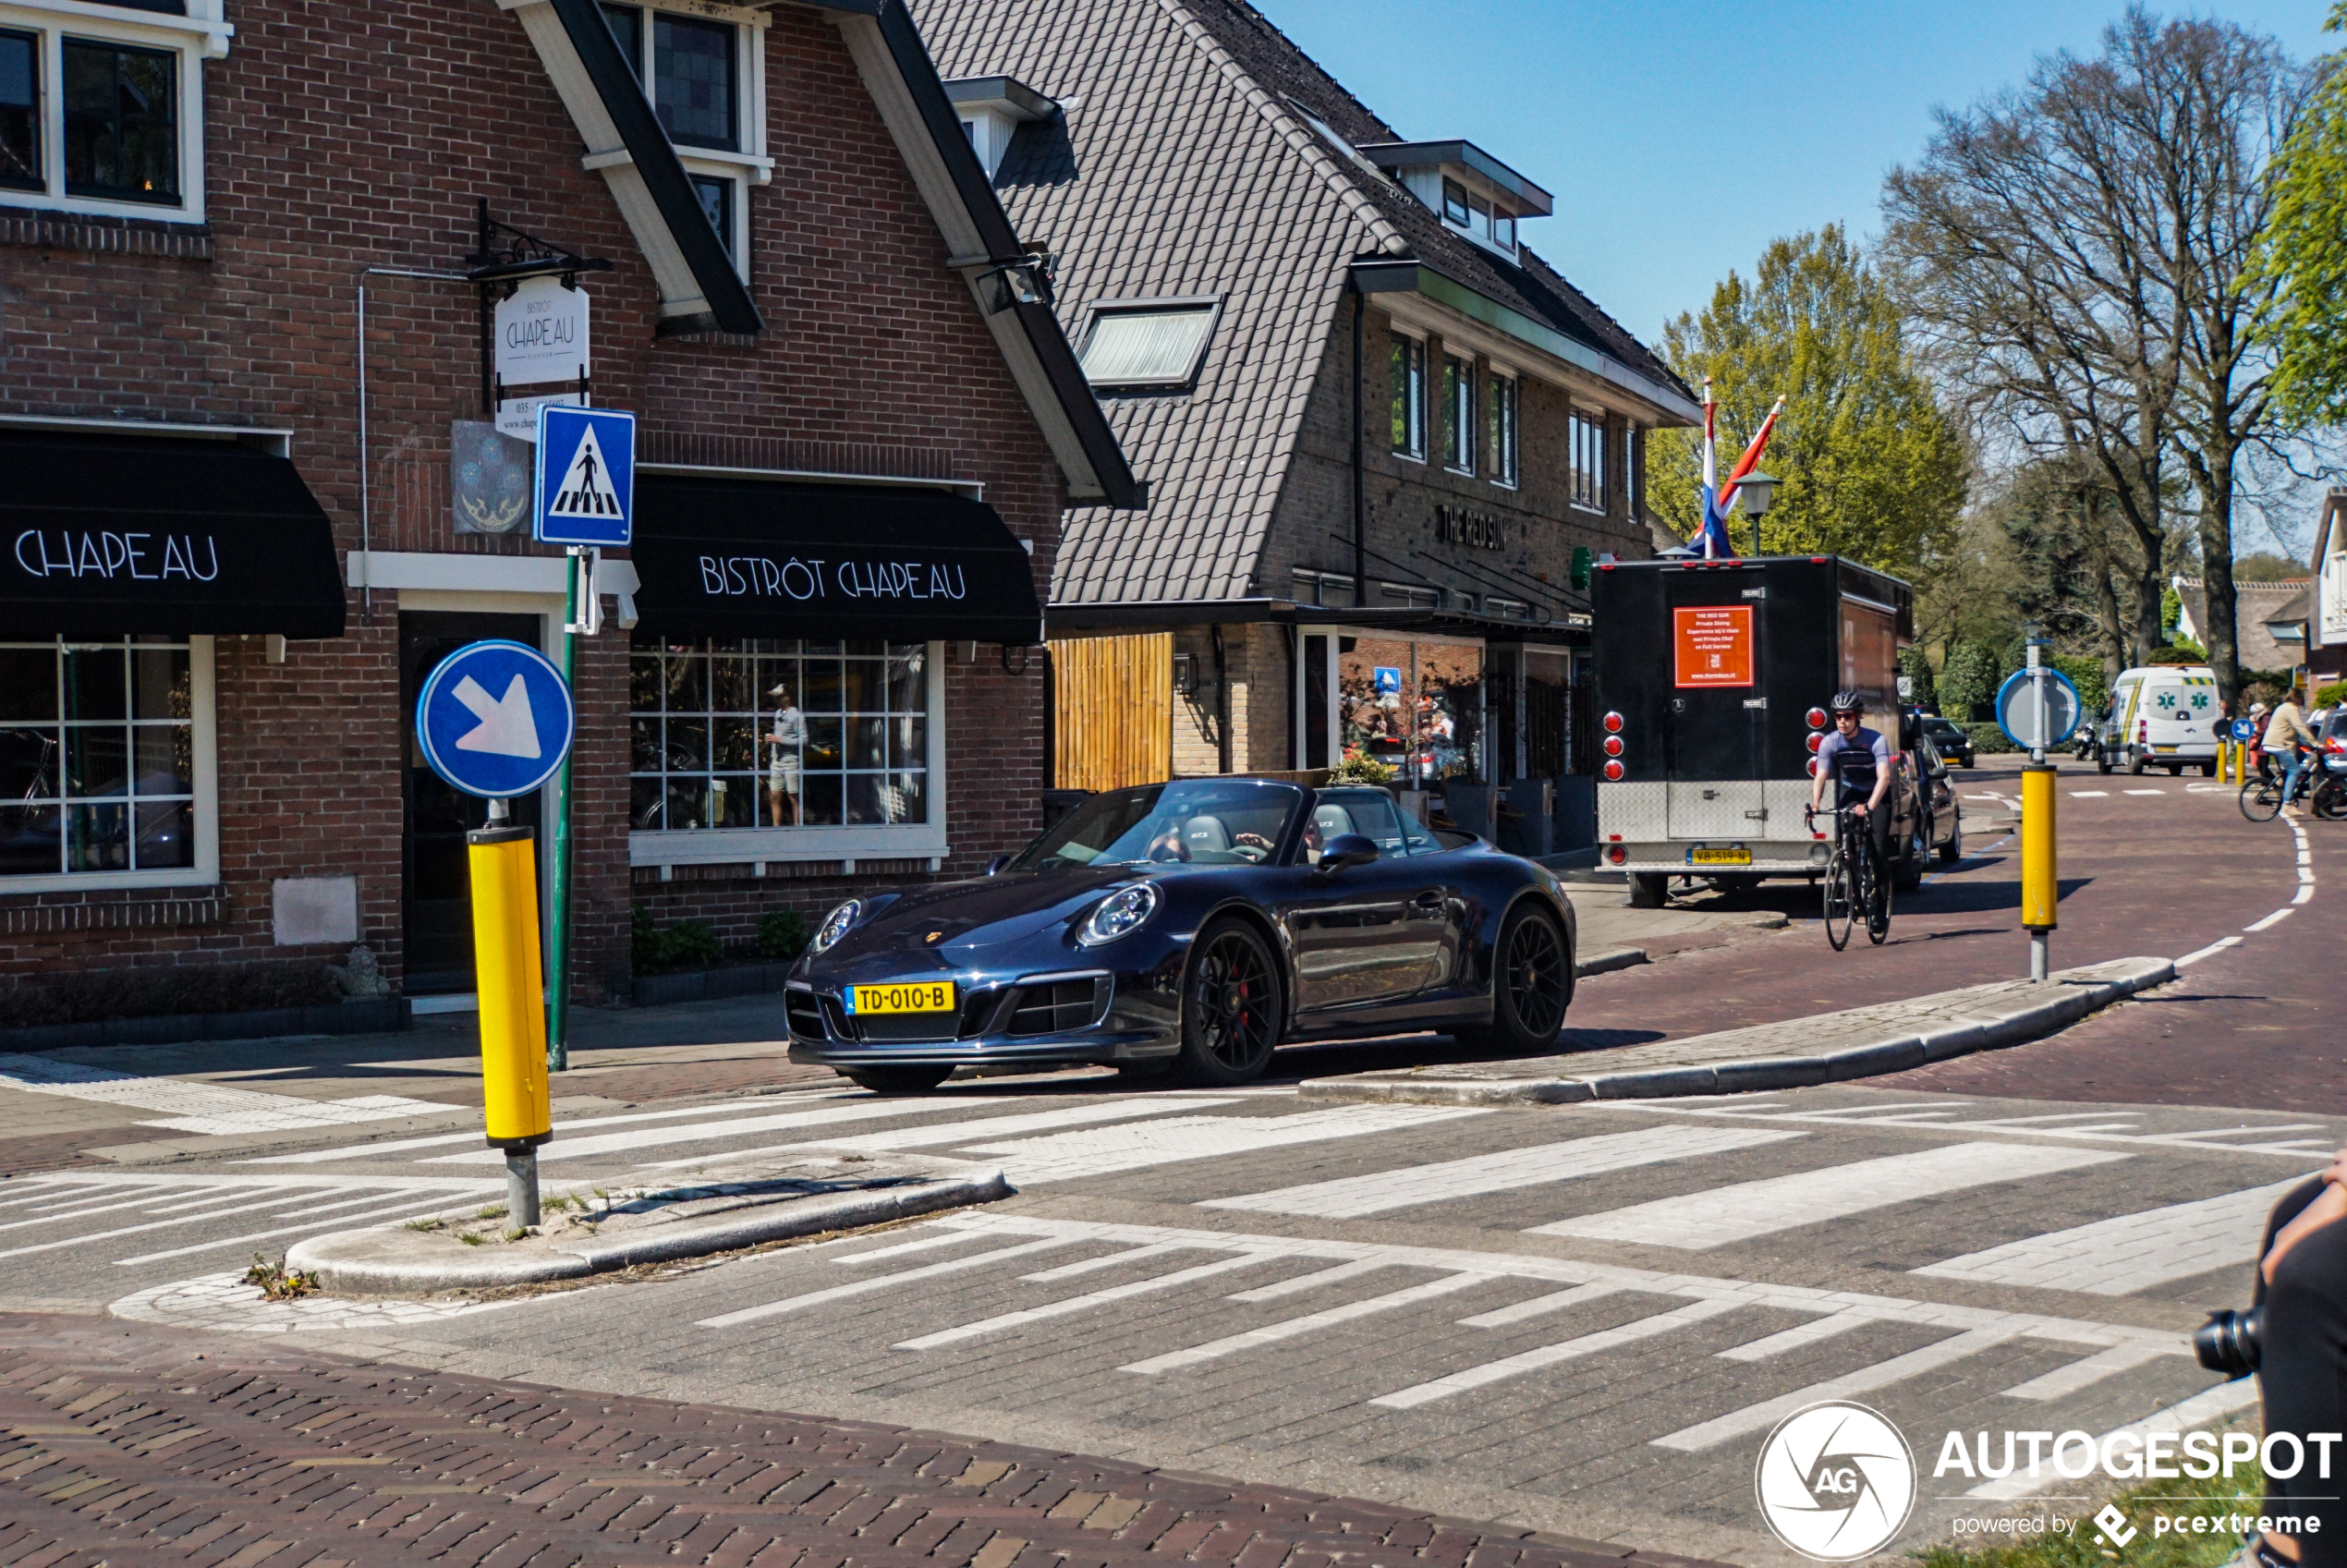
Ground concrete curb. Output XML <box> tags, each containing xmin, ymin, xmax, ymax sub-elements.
<box><xmin>286</xmin><ymin>1171</ymin><xmax>1010</xmax><ymax>1295</ymax></box>
<box><xmin>1573</xmin><ymin>946</ymin><xmax>1648</xmax><ymax>979</ymax></box>
<box><xmin>1303</xmin><ymin>957</ymin><xmax>2177</xmax><ymax>1108</ymax></box>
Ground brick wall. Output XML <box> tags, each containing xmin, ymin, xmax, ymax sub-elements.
<box><xmin>0</xmin><ymin>4</ymin><xmax>1065</xmax><ymax>1011</ymax></box>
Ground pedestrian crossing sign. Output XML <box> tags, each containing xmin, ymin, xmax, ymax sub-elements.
<box><xmin>533</xmin><ymin>405</ymin><xmax>635</xmax><ymax>547</ymax></box>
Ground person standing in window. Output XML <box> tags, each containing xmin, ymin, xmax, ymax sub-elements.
<box><xmin>767</xmin><ymin>683</ymin><xmax>805</xmax><ymax>826</ymax></box>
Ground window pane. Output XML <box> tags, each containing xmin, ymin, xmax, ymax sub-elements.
<box><xmin>65</xmin><ymin>725</ymin><xmax>128</xmax><ymax>798</ymax></box>
<box><xmin>134</xmin><ymin>798</ymin><xmax>191</xmax><ymax>869</ymax></box>
<box><xmin>891</xmin><ymin>717</ymin><xmax>927</xmax><ymax>770</ymax></box>
<box><xmin>886</xmin><ymin>651</ymin><xmax>924</xmax><ymax>710</ymax></box>
<box><xmin>799</xmin><ymin>773</ymin><xmax>843</xmax><ymax>826</ymax></box>
<box><xmin>653</xmin><ymin>15</ymin><xmax>736</xmax><ymax>151</ymax></box>
<box><xmin>712</xmin><ymin>716</ymin><xmax>756</xmax><ymax>772</ymax></box>
<box><xmin>1390</xmin><ymin>340</ymin><xmax>1410</xmax><ymax>455</ymax></box>
<box><xmin>0</xmin><ymin>30</ymin><xmax>39</xmax><ymax>193</ymax></box>
<box><xmin>61</xmin><ymin>644</ymin><xmax>125</xmax><ymax>721</ymax></box>
<box><xmin>710</xmin><ymin>654</ymin><xmax>753</xmax><ymax>713</ymax></box>
<box><xmin>599</xmin><ymin>3</ymin><xmax>642</xmax><ymax>77</ymax></box>
<box><xmin>630</xmin><ymin>652</ymin><xmax>663</xmax><ymax>711</ymax></box>
<box><xmin>709</xmin><ymin>775</ymin><xmax>753</xmax><ymax>827</ymax></box>
<box><xmin>663</xmin><ymin>718</ymin><xmax>708</xmax><ymax>772</ymax></box>
<box><xmin>0</xmin><ymin>728</ymin><xmax>55</xmax><ymax>801</ymax></box>
<box><xmin>1079</xmin><ymin>309</ymin><xmax>1214</xmax><ymax>386</ymax></box>
<box><xmin>845</xmin><ymin>774</ymin><xmax>887</xmax><ymax>826</ymax></box>
<box><xmin>1442</xmin><ymin>178</ymin><xmax>1469</xmax><ymax>225</ymax></box>
<box><xmin>841</xmin><ymin>658</ymin><xmax>883</xmax><ymax>712</ymax></box>
<box><xmin>663</xmin><ymin>652</ymin><xmax>707</xmax><ymax>712</ymax></box>
<box><xmin>889</xmin><ymin>770</ymin><xmax>928</xmax><ymax>824</ymax></box>
<box><xmin>131</xmin><ymin>645</ymin><xmax>188</xmax><ymax>719</ymax></box>
<box><xmin>0</xmin><ymin>805</ymin><xmax>59</xmax><ymax>875</ymax></box>
<box><xmin>689</xmin><ymin>175</ymin><xmax>733</xmax><ymax>256</ymax></box>
<box><xmin>63</xmin><ymin>39</ymin><xmax>178</xmax><ymax>203</ymax></box>
<box><xmin>0</xmin><ymin>648</ymin><xmax>55</xmax><ymax>721</ymax></box>
<box><xmin>803</xmin><ymin>716</ymin><xmax>842</xmax><ymax>770</ymax></box>
<box><xmin>132</xmin><ymin>724</ymin><xmax>189</xmax><ymax>796</ymax></box>
<box><xmin>663</xmin><ymin>778</ymin><xmax>709</xmax><ymax>832</ymax></box>
<box><xmin>630</xmin><ymin>716</ymin><xmax>660</xmax><ymax>773</ymax></box>
<box><xmin>67</xmin><ymin>802</ymin><xmax>128</xmax><ymax>872</ymax></box>
<box><xmin>846</xmin><ymin>717</ymin><xmax>884</xmax><ymax>771</ymax></box>
<box><xmin>630</xmin><ymin>775</ymin><xmax>663</xmax><ymax>831</ymax></box>
<box><xmin>802</xmin><ymin>658</ymin><xmax>843</xmax><ymax>712</ymax></box>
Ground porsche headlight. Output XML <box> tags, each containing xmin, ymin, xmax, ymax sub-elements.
<box><xmin>1078</xmin><ymin>882</ymin><xmax>1161</xmax><ymax>946</ymax></box>
<box><xmin>810</xmin><ymin>899</ymin><xmax>862</xmax><ymax>954</ymax></box>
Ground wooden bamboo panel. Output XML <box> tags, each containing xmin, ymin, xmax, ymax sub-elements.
<box><xmin>1052</xmin><ymin>632</ymin><xmax>1172</xmax><ymax>791</ymax></box>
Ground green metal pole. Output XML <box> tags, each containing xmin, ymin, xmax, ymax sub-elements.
<box><xmin>546</xmin><ymin>548</ymin><xmax>578</xmax><ymax>1072</ymax></box>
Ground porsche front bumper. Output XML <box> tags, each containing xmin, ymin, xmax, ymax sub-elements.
<box><xmin>781</xmin><ymin>966</ymin><xmax>1183</xmax><ymax>1069</ymax></box>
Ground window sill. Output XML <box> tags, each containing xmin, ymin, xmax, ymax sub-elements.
<box><xmin>1392</xmin><ymin>452</ymin><xmax>1426</xmax><ymax>466</ymax></box>
<box><xmin>1443</xmin><ymin>466</ymin><xmax>1477</xmax><ymax>479</ymax></box>
<box><xmin>676</xmin><ymin>147</ymin><xmax>776</xmax><ymax>186</ymax></box>
<box><xmin>0</xmin><ymin>189</ymin><xmax>204</xmax><ymax>227</ymax></box>
<box><xmin>1489</xmin><ymin>478</ymin><xmax>1519</xmax><ymax>492</ymax></box>
<box><xmin>1569</xmin><ymin>502</ymin><xmax>1608</xmax><ymax>517</ymax></box>
<box><xmin>0</xmin><ymin>869</ymin><xmax>219</xmax><ymax>897</ymax></box>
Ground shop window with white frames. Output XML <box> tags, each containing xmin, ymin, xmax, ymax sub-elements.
<box><xmin>0</xmin><ymin>1</ymin><xmax>224</xmax><ymax>222</ymax></box>
<box><xmin>0</xmin><ymin>635</ymin><xmax>216</xmax><ymax>889</ymax></box>
<box><xmin>598</xmin><ymin>2</ymin><xmax>771</xmax><ymax>271</ymax></box>
<box><xmin>1569</xmin><ymin>407</ymin><xmax>1607</xmax><ymax>512</ymax></box>
<box><xmin>628</xmin><ymin>637</ymin><xmax>945</xmax><ymax>866</ymax></box>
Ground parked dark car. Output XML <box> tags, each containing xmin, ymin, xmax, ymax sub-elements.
<box><xmin>784</xmin><ymin>777</ymin><xmax>1578</xmax><ymax>1092</ymax></box>
<box><xmin>1911</xmin><ymin>734</ymin><xmax>1965</xmax><ymax>872</ymax></box>
<box><xmin>1920</xmin><ymin>714</ymin><xmax>1976</xmax><ymax>769</ymax></box>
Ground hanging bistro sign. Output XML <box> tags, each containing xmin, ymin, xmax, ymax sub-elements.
<box><xmin>628</xmin><ymin>477</ymin><xmax>1044</xmax><ymax>645</ymax></box>
<box><xmin>0</xmin><ymin>429</ymin><xmax>346</xmax><ymax>638</ymax></box>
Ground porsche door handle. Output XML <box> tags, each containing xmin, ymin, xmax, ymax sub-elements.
<box><xmin>1412</xmin><ymin>892</ymin><xmax>1445</xmax><ymax>910</ymax></box>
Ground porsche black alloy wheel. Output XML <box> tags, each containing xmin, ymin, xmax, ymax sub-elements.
<box><xmin>1175</xmin><ymin>919</ymin><xmax>1283</xmax><ymax>1087</ymax></box>
<box><xmin>1464</xmin><ymin>905</ymin><xmax>1571</xmax><ymax>1052</ymax></box>
<box><xmin>839</xmin><ymin>1064</ymin><xmax>952</xmax><ymax>1095</ymax></box>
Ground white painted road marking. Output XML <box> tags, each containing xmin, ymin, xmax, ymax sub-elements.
<box><xmin>1121</xmin><ymin>1271</ymin><xmax>1497</xmax><ymax>1373</ymax></box>
<box><xmin>894</xmin><ymin>1253</ymin><xmax>1281</xmax><ymax>1349</ymax></box>
<box><xmin>1201</xmin><ymin>1124</ymin><xmax>1804</xmax><ymax>1219</ymax></box>
<box><xmin>246</xmin><ymin>1092</ymin><xmax>856</xmax><ymax>1164</ymax></box>
<box><xmin>1966</xmin><ymin>1380</ymin><xmax>2258</xmax><ymax>1499</ymax></box>
<box><xmin>1913</xmin><ymin>1179</ymin><xmax>2304</xmax><ymax>1295</ymax></box>
<box><xmin>1654</xmin><ymin>1327</ymin><xmax>2025</xmax><ymax>1451</ymax></box>
<box><xmin>696</xmin><ymin>1235</ymin><xmax>1078</xmax><ymax>1327</ymax></box>
<box><xmin>2000</xmin><ymin>1341</ymin><xmax>2179</xmax><ymax>1401</ymax></box>
<box><xmin>960</xmin><ymin>1104</ymin><xmax>1488</xmax><ymax>1185</ymax></box>
<box><xmin>1371</xmin><ymin>1299</ymin><xmax>1744</xmax><ymax>1409</ymax></box>
<box><xmin>2070</xmin><ymin>790</ymin><xmax>2109</xmax><ymax>798</ymax></box>
<box><xmin>423</xmin><ymin>1097</ymin><xmax>1014</xmax><ymax>1165</ymax></box>
<box><xmin>757</xmin><ymin>1097</ymin><xmax>1237</xmax><ymax>1156</ymax></box>
<box><xmin>0</xmin><ymin>1054</ymin><xmax>446</xmax><ymax>1137</ymax></box>
<box><xmin>2123</xmin><ymin>788</ymin><xmax>2164</xmax><ymax>796</ymax></box>
<box><xmin>1531</xmin><ymin>1143</ymin><xmax>2128</xmax><ymax>1249</ymax></box>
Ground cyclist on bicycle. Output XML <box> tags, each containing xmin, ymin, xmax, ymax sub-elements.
<box><xmin>1807</xmin><ymin>690</ymin><xmax>1894</xmax><ymax>886</ymax></box>
<box><xmin>2265</xmin><ymin>691</ymin><xmax>2319</xmax><ymax>820</ymax></box>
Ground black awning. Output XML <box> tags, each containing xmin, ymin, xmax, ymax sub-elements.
<box><xmin>1</xmin><ymin>431</ymin><xmax>347</xmax><ymax>638</ymax></box>
<box><xmin>630</xmin><ymin>476</ymin><xmax>1044</xmax><ymax>645</ymax></box>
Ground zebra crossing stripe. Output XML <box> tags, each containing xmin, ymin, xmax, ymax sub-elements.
<box><xmin>1227</xmin><ymin>1258</ymin><xmax>1395</xmax><ymax>1303</ymax></box>
<box><xmin>1966</xmin><ymin>1379</ymin><xmax>2258</xmax><ymax>1499</ymax></box>
<box><xmin>248</xmin><ymin>1092</ymin><xmax>852</xmax><ymax>1165</ymax></box>
<box><xmin>1717</xmin><ymin>1310</ymin><xmax>1872</xmax><ymax>1362</ymax></box>
<box><xmin>1371</xmin><ymin>1299</ymin><xmax>1743</xmax><ymax>1409</ymax></box>
<box><xmin>962</xmin><ymin>1105</ymin><xmax>1487</xmax><ymax>1185</ymax></box>
<box><xmin>1020</xmin><ymin>1243</ymin><xmax>1198</xmax><ymax>1282</ymax></box>
<box><xmin>1121</xmin><ymin>1273</ymin><xmax>1499</xmax><ymax>1374</ymax></box>
<box><xmin>893</xmin><ymin>1253</ymin><xmax>1283</xmax><ymax>1350</ymax></box>
<box><xmin>772</xmin><ymin>1098</ymin><xmax>1238</xmax><ymax>1155</ymax></box>
<box><xmin>1912</xmin><ymin>1178</ymin><xmax>2303</xmax><ymax>1295</ymax></box>
<box><xmin>423</xmin><ymin>1097</ymin><xmax>1015</xmax><ymax>1166</ymax></box>
<box><xmin>1653</xmin><ymin>1326</ymin><xmax>2025</xmax><ymax>1450</ymax></box>
<box><xmin>695</xmin><ymin>1236</ymin><xmax>1077</xmax><ymax>1328</ymax></box>
<box><xmin>1455</xmin><ymin>1282</ymin><xmax>1620</xmax><ymax>1329</ymax></box>
<box><xmin>1532</xmin><ymin>1143</ymin><xmax>2129</xmax><ymax>1249</ymax></box>
<box><xmin>2000</xmin><ymin>1341</ymin><xmax>2180</xmax><ymax>1401</ymax></box>
<box><xmin>827</xmin><ymin>1227</ymin><xmax>998</xmax><ymax>1267</ymax></box>
<box><xmin>1200</xmin><ymin>1125</ymin><xmax>1805</xmax><ymax>1219</ymax></box>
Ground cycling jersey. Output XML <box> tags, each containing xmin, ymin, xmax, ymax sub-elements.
<box><xmin>1815</xmin><ymin>725</ymin><xmax>1891</xmax><ymax>803</ymax></box>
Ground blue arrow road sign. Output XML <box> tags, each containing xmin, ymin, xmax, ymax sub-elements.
<box><xmin>415</xmin><ymin>639</ymin><xmax>577</xmax><ymax>799</ymax></box>
<box><xmin>534</xmin><ymin>405</ymin><xmax>635</xmax><ymax>547</ymax></box>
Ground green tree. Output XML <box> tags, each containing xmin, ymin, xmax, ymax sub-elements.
<box><xmin>1939</xmin><ymin>639</ymin><xmax>2005</xmax><ymax>720</ymax></box>
<box><xmin>2232</xmin><ymin>551</ymin><xmax>2309</xmax><ymax>582</ymax></box>
<box><xmin>1898</xmin><ymin>645</ymin><xmax>1939</xmax><ymax>712</ymax></box>
<box><xmin>1643</xmin><ymin>227</ymin><xmax>1968</xmax><ymax>574</ymax></box>
<box><xmin>2256</xmin><ymin>3</ymin><xmax>2347</xmax><ymax>425</ymax></box>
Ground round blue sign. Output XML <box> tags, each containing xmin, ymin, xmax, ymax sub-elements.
<box><xmin>2231</xmin><ymin>717</ymin><xmax>2258</xmax><ymax>742</ymax></box>
<box><xmin>414</xmin><ymin>639</ymin><xmax>576</xmax><ymax>799</ymax></box>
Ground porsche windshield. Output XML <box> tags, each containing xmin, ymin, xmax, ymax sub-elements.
<box><xmin>1012</xmin><ymin>781</ymin><xmax>1305</xmax><ymax>869</ymax></box>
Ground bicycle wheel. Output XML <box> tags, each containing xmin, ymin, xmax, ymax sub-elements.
<box><xmin>1822</xmin><ymin>851</ymin><xmax>1855</xmax><ymax>951</ymax></box>
<box><xmin>2239</xmin><ymin>779</ymin><xmax>2283</xmax><ymax>823</ymax></box>
<box><xmin>2316</xmin><ymin>776</ymin><xmax>2347</xmax><ymax>821</ymax></box>
<box><xmin>1867</xmin><ymin>847</ymin><xmax>1892</xmax><ymax>945</ymax></box>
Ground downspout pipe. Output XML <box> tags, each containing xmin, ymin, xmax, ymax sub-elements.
<box><xmin>1211</xmin><ymin>624</ymin><xmax>1233</xmax><ymax>774</ymax></box>
<box><xmin>1352</xmin><ymin>285</ymin><xmax>1368</xmax><ymax>608</ymax></box>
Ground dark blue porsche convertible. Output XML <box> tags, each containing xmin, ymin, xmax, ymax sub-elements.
<box><xmin>784</xmin><ymin>777</ymin><xmax>1577</xmax><ymax>1091</ymax></box>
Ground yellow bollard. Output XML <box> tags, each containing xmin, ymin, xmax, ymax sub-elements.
<box><xmin>468</xmin><ymin>820</ymin><xmax>551</xmax><ymax>1222</ymax></box>
<box><xmin>2020</xmin><ymin>763</ymin><xmax>2056</xmax><ymax>979</ymax></box>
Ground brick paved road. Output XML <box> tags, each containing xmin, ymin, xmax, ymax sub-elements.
<box><xmin>0</xmin><ymin>1313</ymin><xmax>1718</xmax><ymax>1568</ymax></box>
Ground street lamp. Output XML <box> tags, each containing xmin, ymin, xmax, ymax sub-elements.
<box><xmin>1734</xmin><ymin>470</ymin><xmax>1780</xmax><ymax>559</ymax></box>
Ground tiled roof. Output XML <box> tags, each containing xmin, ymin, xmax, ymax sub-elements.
<box><xmin>915</xmin><ymin>0</ymin><xmax>1685</xmax><ymax>604</ymax></box>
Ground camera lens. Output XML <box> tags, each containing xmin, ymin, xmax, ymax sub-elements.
<box><xmin>2194</xmin><ymin>1307</ymin><xmax>2263</xmax><ymax>1378</ymax></box>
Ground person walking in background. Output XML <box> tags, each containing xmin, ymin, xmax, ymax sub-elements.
<box><xmin>767</xmin><ymin>683</ymin><xmax>806</xmax><ymax>827</ymax></box>
<box><xmin>2265</xmin><ymin>690</ymin><xmax>2318</xmax><ymax>818</ymax></box>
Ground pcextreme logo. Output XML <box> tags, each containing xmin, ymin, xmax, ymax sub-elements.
<box><xmin>1755</xmin><ymin>1402</ymin><xmax>1918</xmax><ymax>1562</ymax></box>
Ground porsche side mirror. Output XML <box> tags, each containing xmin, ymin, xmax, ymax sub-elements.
<box><xmin>984</xmin><ymin>853</ymin><xmax>1014</xmax><ymax>876</ymax></box>
<box><xmin>1319</xmin><ymin>833</ymin><xmax>1380</xmax><ymax>871</ymax></box>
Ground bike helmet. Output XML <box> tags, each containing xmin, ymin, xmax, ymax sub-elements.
<box><xmin>1829</xmin><ymin>690</ymin><xmax>1866</xmax><ymax>716</ymax></box>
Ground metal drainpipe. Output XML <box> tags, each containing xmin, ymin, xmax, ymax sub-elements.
<box><xmin>1211</xmin><ymin>624</ymin><xmax>1232</xmax><ymax>774</ymax></box>
<box><xmin>1352</xmin><ymin>286</ymin><xmax>1367</xmax><ymax>608</ymax></box>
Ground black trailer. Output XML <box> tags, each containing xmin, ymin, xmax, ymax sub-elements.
<box><xmin>1590</xmin><ymin>554</ymin><xmax>1946</xmax><ymax>906</ymax></box>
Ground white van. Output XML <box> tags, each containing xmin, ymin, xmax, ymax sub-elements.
<box><xmin>2095</xmin><ymin>665</ymin><xmax>2220</xmax><ymax>775</ymax></box>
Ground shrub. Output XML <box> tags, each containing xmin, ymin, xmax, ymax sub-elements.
<box><xmin>1939</xmin><ymin>639</ymin><xmax>2004</xmax><ymax>720</ymax></box>
<box><xmin>1964</xmin><ymin>721</ymin><xmax>2020</xmax><ymax>756</ymax></box>
<box><xmin>756</xmin><ymin>909</ymin><xmax>810</xmax><ymax>963</ymax></box>
<box><xmin>2146</xmin><ymin>644</ymin><xmax>2207</xmax><ymax>665</ymax></box>
<box><xmin>1329</xmin><ymin>747</ymin><xmax>1396</xmax><ymax>785</ymax></box>
<box><xmin>631</xmin><ymin>909</ymin><xmax>724</xmax><ymax>975</ymax></box>
<box><xmin>0</xmin><ymin>961</ymin><xmax>345</xmax><ymax>1029</ymax></box>
<box><xmin>2317</xmin><ymin>681</ymin><xmax>2346</xmax><ymax>709</ymax></box>
<box><xmin>2046</xmin><ymin>654</ymin><xmax>2108</xmax><ymax>716</ymax></box>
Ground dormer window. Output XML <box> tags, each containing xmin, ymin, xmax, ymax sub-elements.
<box><xmin>943</xmin><ymin>75</ymin><xmax>1055</xmax><ymax>181</ymax></box>
<box><xmin>1361</xmin><ymin>139</ymin><xmax>1551</xmax><ymax>261</ymax></box>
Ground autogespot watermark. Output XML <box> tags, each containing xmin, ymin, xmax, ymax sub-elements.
<box><xmin>1755</xmin><ymin>1402</ymin><xmax>1917</xmax><ymax>1562</ymax></box>
<box><xmin>1932</xmin><ymin>1428</ymin><xmax>2343</xmax><ymax>1485</ymax></box>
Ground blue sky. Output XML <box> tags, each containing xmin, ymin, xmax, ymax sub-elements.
<box><xmin>1259</xmin><ymin>1</ymin><xmax>2334</xmax><ymax>347</ymax></box>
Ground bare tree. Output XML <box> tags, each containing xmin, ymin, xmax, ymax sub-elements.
<box><xmin>1882</xmin><ymin>7</ymin><xmax>2313</xmax><ymax>702</ymax></box>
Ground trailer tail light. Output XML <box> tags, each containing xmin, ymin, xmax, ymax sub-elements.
<box><xmin>1806</xmin><ymin>707</ymin><xmax>1828</xmax><ymax>729</ymax></box>
<box><xmin>1602</xmin><ymin>760</ymin><xmax>1625</xmax><ymax>782</ymax></box>
<box><xmin>1806</xmin><ymin>758</ymin><xmax>1822</xmax><ymax>778</ymax></box>
<box><xmin>1806</xmin><ymin>731</ymin><xmax>1823</xmax><ymax>754</ymax></box>
<box><xmin>1603</xmin><ymin>711</ymin><xmax>1624</xmax><ymax>733</ymax></box>
<box><xmin>1602</xmin><ymin>735</ymin><xmax>1624</xmax><ymax>758</ymax></box>
<box><xmin>1605</xmin><ymin>845</ymin><xmax>1626</xmax><ymax>865</ymax></box>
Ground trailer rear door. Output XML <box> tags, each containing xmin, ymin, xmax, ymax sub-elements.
<box><xmin>1663</xmin><ymin>576</ymin><xmax>1770</xmax><ymax>836</ymax></box>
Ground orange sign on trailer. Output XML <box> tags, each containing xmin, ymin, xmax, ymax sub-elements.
<box><xmin>1673</xmin><ymin>605</ymin><xmax>1754</xmax><ymax>687</ymax></box>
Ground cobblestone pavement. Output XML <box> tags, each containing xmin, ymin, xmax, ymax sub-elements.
<box><xmin>0</xmin><ymin>1314</ymin><xmax>1724</xmax><ymax>1568</ymax></box>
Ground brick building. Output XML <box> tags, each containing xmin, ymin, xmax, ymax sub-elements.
<box><xmin>919</xmin><ymin>0</ymin><xmax>1696</xmax><ymax>854</ymax></box>
<box><xmin>0</xmin><ymin>0</ymin><xmax>1137</xmax><ymax>1023</ymax></box>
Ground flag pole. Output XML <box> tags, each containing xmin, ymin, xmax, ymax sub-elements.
<box><xmin>1700</xmin><ymin>377</ymin><xmax>1718</xmax><ymax>558</ymax></box>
